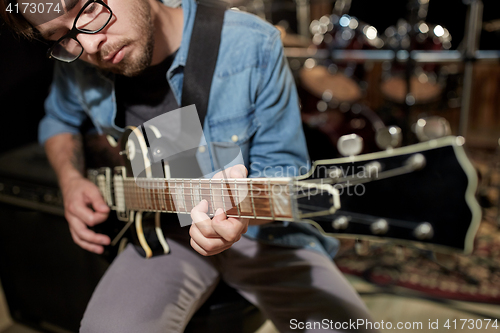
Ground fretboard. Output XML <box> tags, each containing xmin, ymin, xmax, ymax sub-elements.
<box><xmin>116</xmin><ymin>178</ymin><xmax>295</xmax><ymax>220</ymax></box>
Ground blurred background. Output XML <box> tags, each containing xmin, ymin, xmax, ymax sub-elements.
<box><xmin>1</xmin><ymin>0</ymin><xmax>500</xmax><ymax>332</ymax></box>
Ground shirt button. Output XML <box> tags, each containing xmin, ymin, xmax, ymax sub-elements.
<box><xmin>198</xmin><ymin>146</ymin><xmax>206</xmax><ymax>153</ymax></box>
<box><xmin>309</xmin><ymin>242</ymin><xmax>316</xmax><ymax>247</ymax></box>
<box><xmin>231</xmin><ymin>135</ymin><xmax>238</xmax><ymax>142</ymax></box>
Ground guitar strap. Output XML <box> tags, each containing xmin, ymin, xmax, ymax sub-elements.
<box><xmin>129</xmin><ymin>1</ymin><xmax>227</xmax><ymax>258</ymax></box>
<box><xmin>181</xmin><ymin>0</ymin><xmax>227</xmax><ymax>126</ymax></box>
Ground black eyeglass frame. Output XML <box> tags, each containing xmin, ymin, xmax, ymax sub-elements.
<box><xmin>47</xmin><ymin>0</ymin><xmax>112</xmax><ymax>63</ymax></box>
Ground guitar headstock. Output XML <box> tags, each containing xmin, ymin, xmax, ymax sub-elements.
<box><xmin>299</xmin><ymin>136</ymin><xmax>481</xmax><ymax>254</ymax></box>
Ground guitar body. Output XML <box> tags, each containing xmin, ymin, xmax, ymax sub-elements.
<box><xmin>86</xmin><ymin>127</ymin><xmax>481</xmax><ymax>256</ymax></box>
<box><xmin>85</xmin><ymin>127</ymin><xmax>173</xmax><ymax>258</ymax></box>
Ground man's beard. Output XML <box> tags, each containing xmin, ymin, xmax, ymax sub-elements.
<box><xmin>98</xmin><ymin>0</ymin><xmax>155</xmax><ymax>77</ymax></box>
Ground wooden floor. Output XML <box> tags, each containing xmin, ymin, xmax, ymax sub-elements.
<box><xmin>2</xmin><ymin>275</ymin><xmax>499</xmax><ymax>333</ymax></box>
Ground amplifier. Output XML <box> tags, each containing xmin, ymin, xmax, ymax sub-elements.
<box><xmin>0</xmin><ymin>143</ymin><xmax>63</xmax><ymax>216</ymax></box>
<box><xmin>0</xmin><ymin>143</ymin><xmax>109</xmax><ymax>333</ymax></box>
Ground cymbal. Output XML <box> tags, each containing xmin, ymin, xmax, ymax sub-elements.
<box><xmin>300</xmin><ymin>65</ymin><xmax>362</xmax><ymax>103</ymax></box>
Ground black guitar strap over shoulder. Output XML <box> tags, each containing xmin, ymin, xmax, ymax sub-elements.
<box><xmin>181</xmin><ymin>0</ymin><xmax>227</xmax><ymax>127</ymax></box>
<box><xmin>129</xmin><ymin>1</ymin><xmax>227</xmax><ymax>259</ymax></box>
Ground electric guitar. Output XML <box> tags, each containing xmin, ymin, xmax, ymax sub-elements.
<box><xmin>85</xmin><ymin>127</ymin><xmax>481</xmax><ymax>257</ymax></box>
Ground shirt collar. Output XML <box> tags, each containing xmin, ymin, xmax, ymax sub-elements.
<box><xmin>167</xmin><ymin>0</ymin><xmax>196</xmax><ymax>78</ymax></box>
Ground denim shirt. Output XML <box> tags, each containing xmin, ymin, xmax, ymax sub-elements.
<box><xmin>39</xmin><ymin>0</ymin><xmax>339</xmax><ymax>258</ymax></box>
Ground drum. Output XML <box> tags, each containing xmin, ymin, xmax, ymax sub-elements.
<box><xmin>298</xmin><ymin>61</ymin><xmax>385</xmax><ymax>159</ymax></box>
<box><xmin>381</xmin><ymin>19</ymin><xmax>452</xmax><ymax>105</ymax></box>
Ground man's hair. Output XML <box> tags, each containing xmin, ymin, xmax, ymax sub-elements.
<box><xmin>0</xmin><ymin>0</ymin><xmax>37</xmax><ymax>39</ymax></box>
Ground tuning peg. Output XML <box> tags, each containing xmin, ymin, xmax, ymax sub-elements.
<box><xmin>375</xmin><ymin>126</ymin><xmax>402</xmax><ymax>150</ymax></box>
<box><xmin>413</xmin><ymin>222</ymin><xmax>434</xmax><ymax>240</ymax></box>
<box><xmin>332</xmin><ymin>216</ymin><xmax>349</xmax><ymax>230</ymax></box>
<box><xmin>370</xmin><ymin>219</ymin><xmax>389</xmax><ymax>235</ymax></box>
<box><xmin>413</xmin><ymin>116</ymin><xmax>451</xmax><ymax>142</ymax></box>
<box><xmin>337</xmin><ymin>134</ymin><xmax>363</xmax><ymax>157</ymax></box>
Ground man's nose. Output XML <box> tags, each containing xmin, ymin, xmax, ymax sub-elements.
<box><xmin>77</xmin><ymin>33</ymin><xmax>106</xmax><ymax>55</ymax></box>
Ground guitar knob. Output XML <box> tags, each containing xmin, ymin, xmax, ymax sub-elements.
<box><xmin>332</xmin><ymin>216</ymin><xmax>349</xmax><ymax>230</ymax></box>
<box><xmin>370</xmin><ymin>219</ymin><xmax>389</xmax><ymax>235</ymax></box>
<box><xmin>375</xmin><ymin>126</ymin><xmax>402</xmax><ymax>150</ymax></box>
<box><xmin>337</xmin><ymin>134</ymin><xmax>363</xmax><ymax>157</ymax></box>
<box><xmin>414</xmin><ymin>222</ymin><xmax>434</xmax><ymax>240</ymax></box>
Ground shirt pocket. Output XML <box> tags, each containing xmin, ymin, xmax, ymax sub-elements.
<box><xmin>208</xmin><ymin>106</ymin><xmax>260</xmax><ymax>170</ymax></box>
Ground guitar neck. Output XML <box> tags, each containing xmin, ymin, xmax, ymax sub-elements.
<box><xmin>88</xmin><ymin>167</ymin><xmax>306</xmax><ymax>220</ymax></box>
<box><xmin>120</xmin><ymin>177</ymin><xmax>296</xmax><ymax>220</ymax></box>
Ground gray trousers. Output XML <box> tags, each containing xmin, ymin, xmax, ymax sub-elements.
<box><xmin>80</xmin><ymin>226</ymin><xmax>378</xmax><ymax>333</ymax></box>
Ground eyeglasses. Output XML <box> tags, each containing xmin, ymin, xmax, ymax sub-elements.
<box><xmin>47</xmin><ymin>0</ymin><xmax>112</xmax><ymax>63</ymax></box>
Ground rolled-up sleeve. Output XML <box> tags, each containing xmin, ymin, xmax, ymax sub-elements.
<box><xmin>249</xmin><ymin>30</ymin><xmax>310</xmax><ymax>179</ymax></box>
<box><xmin>38</xmin><ymin>62</ymin><xmax>88</xmax><ymax>145</ymax></box>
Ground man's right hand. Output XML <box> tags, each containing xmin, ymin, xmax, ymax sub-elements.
<box><xmin>61</xmin><ymin>176</ymin><xmax>111</xmax><ymax>254</ymax></box>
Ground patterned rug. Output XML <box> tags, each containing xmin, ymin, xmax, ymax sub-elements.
<box><xmin>334</xmin><ymin>148</ymin><xmax>500</xmax><ymax>304</ymax></box>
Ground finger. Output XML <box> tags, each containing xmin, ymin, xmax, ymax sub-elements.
<box><xmin>189</xmin><ymin>221</ymin><xmax>231</xmax><ymax>254</ymax></box>
<box><xmin>84</xmin><ymin>184</ymin><xmax>110</xmax><ymax>213</ymax></box>
<box><xmin>211</xmin><ymin>209</ymin><xmax>247</xmax><ymax>242</ymax></box>
<box><xmin>69</xmin><ymin>228</ymin><xmax>105</xmax><ymax>254</ymax></box>
<box><xmin>229</xmin><ymin>164</ymin><xmax>248</xmax><ymax>178</ymax></box>
<box><xmin>191</xmin><ymin>199</ymin><xmax>209</xmax><ymax>221</ymax></box>
<box><xmin>190</xmin><ymin>234</ymin><xmax>232</xmax><ymax>256</ymax></box>
<box><xmin>67</xmin><ymin>214</ymin><xmax>110</xmax><ymax>245</ymax></box>
<box><xmin>191</xmin><ymin>200</ymin><xmax>220</xmax><ymax>237</ymax></box>
<box><xmin>69</xmin><ymin>200</ymin><xmax>108</xmax><ymax>226</ymax></box>
<box><xmin>212</xmin><ymin>164</ymin><xmax>248</xmax><ymax>180</ymax></box>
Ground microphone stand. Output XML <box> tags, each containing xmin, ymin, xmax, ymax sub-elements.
<box><xmin>459</xmin><ymin>0</ymin><xmax>483</xmax><ymax>137</ymax></box>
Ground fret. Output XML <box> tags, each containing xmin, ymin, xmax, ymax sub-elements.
<box><xmin>189</xmin><ymin>179</ymin><xmax>195</xmax><ymax>211</ymax></box>
<box><xmin>160</xmin><ymin>180</ymin><xmax>166</xmax><ymax>211</ymax></box>
<box><xmin>234</xmin><ymin>179</ymin><xmax>241</xmax><ymax>218</ymax></box>
<box><xmin>134</xmin><ymin>181</ymin><xmax>139</xmax><ymax>210</ymax></box>
<box><xmin>211</xmin><ymin>179</ymin><xmax>223</xmax><ymax>215</ymax></box>
<box><xmin>154</xmin><ymin>181</ymin><xmax>159</xmax><ymax>211</ymax></box>
<box><xmin>149</xmin><ymin>181</ymin><xmax>154</xmax><ymax>211</ymax></box>
<box><xmin>145</xmin><ymin>181</ymin><xmax>151</xmax><ymax>210</ymax></box>
<box><xmin>172</xmin><ymin>180</ymin><xmax>185</xmax><ymax>213</ymax></box>
<box><xmin>152</xmin><ymin>181</ymin><xmax>158</xmax><ymax>211</ymax></box>
<box><xmin>139</xmin><ymin>182</ymin><xmax>144</xmax><ymax>210</ymax></box>
<box><xmin>238</xmin><ymin>181</ymin><xmax>252</xmax><ymax>215</ymax></box>
<box><xmin>185</xmin><ymin>179</ymin><xmax>191</xmax><ymax>213</ymax></box>
<box><xmin>201</xmin><ymin>180</ymin><xmax>212</xmax><ymax>215</ymax></box>
<box><xmin>221</xmin><ymin>179</ymin><xmax>227</xmax><ymax>214</ymax></box>
<box><xmin>183</xmin><ymin>180</ymin><xmax>189</xmax><ymax>213</ymax></box>
<box><xmin>209</xmin><ymin>179</ymin><xmax>215</xmax><ymax>215</ymax></box>
<box><xmin>250</xmin><ymin>180</ymin><xmax>257</xmax><ymax>219</ymax></box>
<box><xmin>141</xmin><ymin>182</ymin><xmax>147</xmax><ymax>210</ymax></box>
<box><xmin>250</xmin><ymin>182</ymin><xmax>272</xmax><ymax>218</ymax></box>
<box><xmin>167</xmin><ymin>180</ymin><xmax>175</xmax><ymax>213</ymax></box>
<box><xmin>267</xmin><ymin>179</ymin><xmax>275</xmax><ymax>220</ymax></box>
<box><xmin>134</xmin><ymin>181</ymin><xmax>140</xmax><ymax>209</ymax></box>
<box><xmin>129</xmin><ymin>181</ymin><xmax>135</xmax><ymax>209</ymax></box>
<box><xmin>273</xmin><ymin>182</ymin><xmax>293</xmax><ymax>218</ymax></box>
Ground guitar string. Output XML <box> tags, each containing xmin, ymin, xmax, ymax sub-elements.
<box><xmin>96</xmin><ymin>176</ymin><xmax>335</xmax><ymax>218</ymax></box>
<box><xmin>116</xmin><ymin>182</ymin><xmax>331</xmax><ymax>218</ymax></box>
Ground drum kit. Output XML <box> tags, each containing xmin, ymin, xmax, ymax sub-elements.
<box><xmin>285</xmin><ymin>0</ymin><xmax>460</xmax><ymax>160</ymax></box>
<box><xmin>228</xmin><ymin>0</ymin><xmax>492</xmax><ymax>160</ymax></box>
